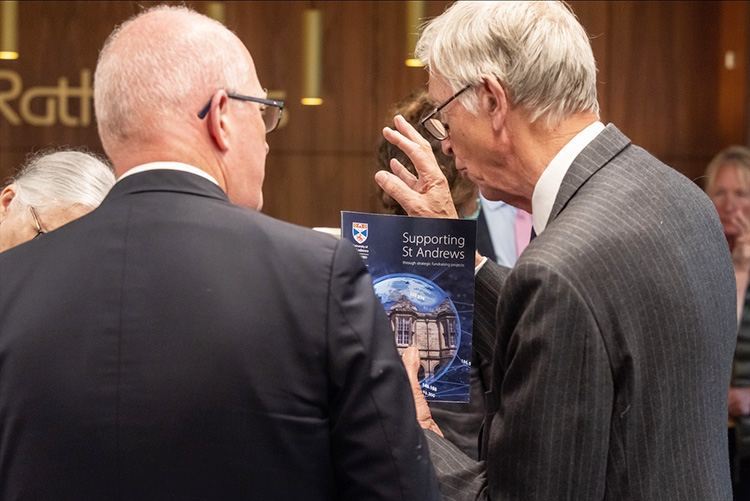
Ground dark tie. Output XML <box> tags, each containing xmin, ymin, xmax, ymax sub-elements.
<box><xmin>530</xmin><ymin>227</ymin><xmax>537</xmax><ymax>241</ymax></box>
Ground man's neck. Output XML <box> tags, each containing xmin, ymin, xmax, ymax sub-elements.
<box><xmin>109</xmin><ymin>139</ymin><xmax>227</xmax><ymax>191</ymax></box>
<box><xmin>518</xmin><ymin>112</ymin><xmax>600</xmax><ymax>179</ymax></box>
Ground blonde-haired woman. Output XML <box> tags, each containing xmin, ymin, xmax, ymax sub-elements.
<box><xmin>705</xmin><ymin>145</ymin><xmax>750</xmax><ymax>500</ymax></box>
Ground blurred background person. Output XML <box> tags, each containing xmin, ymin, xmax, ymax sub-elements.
<box><xmin>478</xmin><ymin>194</ymin><xmax>532</xmax><ymax>267</ymax></box>
<box><xmin>0</xmin><ymin>149</ymin><xmax>115</xmax><ymax>252</ymax></box>
<box><xmin>705</xmin><ymin>145</ymin><xmax>750</xmax><ymax>500</ymax></box>
<box><xmin>706</xmin><ymin>146</ymin><xmax>750</xmax><ymax>321</ymax></box>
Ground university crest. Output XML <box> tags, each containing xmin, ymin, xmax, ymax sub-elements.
<box><xmin>352</xmin><ymin>222</ymin><xmax>368</xmax><ymax>244</ymax></box>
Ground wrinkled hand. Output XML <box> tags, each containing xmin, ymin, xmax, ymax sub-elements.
<box><xmin>732</xmin><ymin>211</ymin><xmax>750</xmax><ymax>273</ymax></box>
<box><xmin>374</xmin><ymin>115</ymin><xmax>458</xmax><ymax>219</ymax></box>
<box><xmin>729</xmin><ymin>387</ymin><xmax>750</xmax><ymax>417</ymax></box>
<box><xmin>402</xmin><ymin>346</ymin><xmax>443</xmax><ymax>437</ymax></box>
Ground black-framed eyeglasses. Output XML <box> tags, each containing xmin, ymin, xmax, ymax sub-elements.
<box><xmin>29</xmin><ymin>206</ymin><xmax>45</xmax><ymax>239</ymax></box>
<box><xmin>197</xmin><ymin>90</ymin><xmax>284</xmax><ymax>134</ymax></box>
<box><xmin>420</xmin><ymin>84</ymin><xmax>472</xmax><ymax>141</ymax></box>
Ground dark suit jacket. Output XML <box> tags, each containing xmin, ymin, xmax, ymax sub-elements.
<box><xmin>0</xmin><ymin>170</ymin><xmax>439</xmax><ymax>500</ymax></box>
<box><xmin>424</xmin><ymin>124</ymin><xmax>737</xmax><ymax>500</ymax></box>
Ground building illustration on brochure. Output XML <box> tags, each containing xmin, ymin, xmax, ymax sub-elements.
<box><xmin>341</xmin><ymin>211</ymin><xmax>476</xmax><ymax>402</ymax></box>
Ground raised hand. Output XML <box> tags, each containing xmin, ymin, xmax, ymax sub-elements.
<box><xmin>732</xmin><ymin>210</ymin><xmax>750</xmax><ymax>323</ymax></box>
<box><xmin>732</xmin><ymin>210</ymin><xmax>750</xmax><ymax>272</ymax></box>
<box><xmin>374</xmin><ymin>115</ymin><xmax>458</xmax><ymax>219</ymax></box>
<box><xmin>729</xmin><ymin>387</ymin><xmax>750</xmax><ymax>417</ymax></box>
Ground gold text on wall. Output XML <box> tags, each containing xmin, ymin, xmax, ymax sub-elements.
<box><xmin>0</xmin><ymin>69</ymin><xmax>93</xmax><ymax>127</ymax></box>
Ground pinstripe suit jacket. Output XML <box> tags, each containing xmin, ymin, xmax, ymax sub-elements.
<box><xmin>425</xmin><ymin>124</ymin><xmax>737</xmax><ymax>500</ymax></box>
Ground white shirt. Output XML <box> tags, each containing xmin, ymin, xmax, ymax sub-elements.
<box><xmin>475</xmin><ymin>121</ymin><xmax>605</xmax><ymax>274</ymax></box>
<box><xmin>117</xmin><ymin>162</ymin><xmax>220</xmax><ymax>187</ymax></box>
<box><xmin>479</xmin><ymin>194</ymin><xmax>519</xmax><ymax>268</ymax></box>
<box><xmin>531</xmin><ymin>121</ymin><xmax>605</xmax><ymax>234</ymax></box>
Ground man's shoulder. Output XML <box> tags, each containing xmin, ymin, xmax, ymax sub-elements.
<box><xmin>245</xmin><ymin>210</ymin><xmax>342</xmax><ymax>253</ymax></box>
<box><xmin>567</xmin><ymin>136</ymin><xmax>712</xmax><ymax>227</ymax></box>
<box><xmin>232</xmin><ymin>210</ymin><xmax>368</xmax><ymax>276</ymax></box>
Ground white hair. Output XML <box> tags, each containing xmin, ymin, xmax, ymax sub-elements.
<box><xmin>6</xmin><ymin>150</ymin><xmax>115</xmax><ymax>212</ymax></box>
<box><xmin>416</xmin><ymin>1</ymin><xmax>599</xmax><ymax>129</ymax></box>
<box><xmin>94</xmin><ymin>5</ymin><xmax>250</xmax><ymax>149</ymax></box>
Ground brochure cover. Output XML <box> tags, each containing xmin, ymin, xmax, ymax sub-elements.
<box><xmin>341</xmin><ymin>211</ymin><xmax>476</xmax><ymax>402</ymax></box>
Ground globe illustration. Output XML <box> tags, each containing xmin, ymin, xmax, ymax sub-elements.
<box><xmin>373</xmin><ymin>273</ymin><xmax>460</xmax><ymax>382</ymax></box>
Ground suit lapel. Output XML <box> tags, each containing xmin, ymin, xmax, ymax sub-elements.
<box><xmin>547</xmin><ymin>124</ymin><xmax>631</xmax><ymax>225</ymax></box>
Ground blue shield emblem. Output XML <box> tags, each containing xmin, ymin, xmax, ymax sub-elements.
<box><xmin>352</xmin><ymin>222</ymin><xmax>368</xmax><ymax>244</ymax></box>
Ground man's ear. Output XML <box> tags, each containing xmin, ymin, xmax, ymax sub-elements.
<box><xmin>0</xmin><ymin>185</ymin><xmax>17</xmax><ymax>221</ymax></box>
<box><xmin>479</xmin><ymin>75</ymin><xmax>509</xmax><ymax>132</ymax></box>
<box><xmin>206</xmin><ymin>90</ymin><xmax>231</xmax><ymax>152</ymax></box>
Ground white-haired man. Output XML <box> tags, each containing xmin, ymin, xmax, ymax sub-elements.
<box><xmin>0</xmin><ymin>6</ymin><xmax>438</xmax><ymax>499</ymax></box>
<box><xmin>377</xmin><ymin>1</ymin><xmax>736</xmax><ymax>499</ymax></box>
<box><xmin>0</xmin><ymin>149</ymin><xmax>115</xmax><ymax>252</ymax></box>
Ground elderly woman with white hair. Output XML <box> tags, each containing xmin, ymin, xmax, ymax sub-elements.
<box><xmin>0</xmin><ymin>149</ymin><xmax>115</xmax><ymax>252</ymax></box>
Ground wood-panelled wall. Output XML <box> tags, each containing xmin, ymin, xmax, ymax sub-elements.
<box><xmin>1</xmin><ymin>1</ymin><xmax>748</xmax><ymax>227</ymax></box>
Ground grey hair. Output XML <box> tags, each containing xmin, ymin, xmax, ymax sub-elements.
<box><xmin>6</xmin><ymin>150</ymin><xmax>115</xmax><ymax>212</ymax></box>
<box><xmin>416</xmin><ymin>1</ymin><xmax>599</xmax><ymax>129</ymax></box>
<box><xmin>94</xmin><ymin>5</ymin><xmax>250</xmax><ymax>148</ymax></box>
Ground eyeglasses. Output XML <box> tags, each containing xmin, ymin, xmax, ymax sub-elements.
<box><xmin>198</xmin><ymin>90</ymin><xmax>284</xmax><ymax>133</ymax></box>
<box><xmin>29</xmin><ymin>206</ymin><xmax>45</xmax><ymax>239</ymax></box>
<box><xmin>420</xmin><ymin>84</ymin><xmax>472</xmax><ymax>141</ymax></box>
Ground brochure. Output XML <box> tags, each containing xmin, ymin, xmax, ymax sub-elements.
<box><xmin>341</xmin><ymin>211</ymin><xmax>476</xmax><ymax>402</ymax></box>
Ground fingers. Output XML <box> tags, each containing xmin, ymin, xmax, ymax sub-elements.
<box><xmin>377</xmin><ymin>114</ymin><xmax>459</xmax><ymax>220</ymax></box>
<box><xmin>400</xmin><ymin>346</ymin><xmax>444</xmax><ymax>437</ymax></box>
<box><xmin>732</xmin><ymin>210</ymin><xmax>746</xmax><ymax>226</ymax></box>
<box><xmin>731</xmin><ymin>212</ymin><xmax>750</xmax><ymax>271</ymax></box>
<box><xmin>393</xmin><ymin>114</ymin><xmax>432</xmax><ymax>146</ymax></box>
<box><xmin>402</xmin><ymin>346</ymin><xmax>422</xmax><ymax>382</ymax></box>
<box><xmin>376</xmin><ymin>168</ymin><xmax>458</xmax><ymax>219</ymax></box>
<box><xmin>390</xmin><ymin>158</ymin><xmax>419</xmax><ymax>190</ymax></box>
<box><xmin>375</xmin><ymin>170</ymin><xmax>420</xmax><ymax>212</ymax></box>
<box><xmin>734</xmin><ymin>211</ymin><xmax>750</xmax><ymax>236</ymax></box>
<box><xmin>730</xmin><ymin>400</ymin><xmax>750</xmax><ymax>417</ymax></box>
<box><xmin>383</xmin><ymin>116</ymin><xmax>442</xmax><ymax>181</ymax></box>
<box><xmin>382</xmin><ymin>116</ymin><xmax>429</xmax><ymax>152</ymax></box>
<box><xmin>729</xmin><ymin>388</ymin><xmax>750</xmax><ymax>416</ymax></box>
<box><xmin>401</xmin><ymin>347</ymin><xmax>426</xmax><ymax>411</ymax></box>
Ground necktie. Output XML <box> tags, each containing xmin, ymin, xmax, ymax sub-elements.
<box><xmin>514</xmin><ymin>209</ymin><xmax>533</xmax><ymax>256</ymax></box>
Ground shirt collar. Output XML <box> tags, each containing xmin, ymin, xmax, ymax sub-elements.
<box><xmin>117</xmin><ymin>162</ymin><xmax>220</xmax><ymax>187</ymax></box>
<box><xmin>531</xmin><ymin>121</ymin><xmax>604</xmax><ymax>234</ymax></box>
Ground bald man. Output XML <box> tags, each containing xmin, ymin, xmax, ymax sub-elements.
<box><xmin>0</xmin><ymin>6</ymin><xmax>438</xmax><ymax>499</ymax></box>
